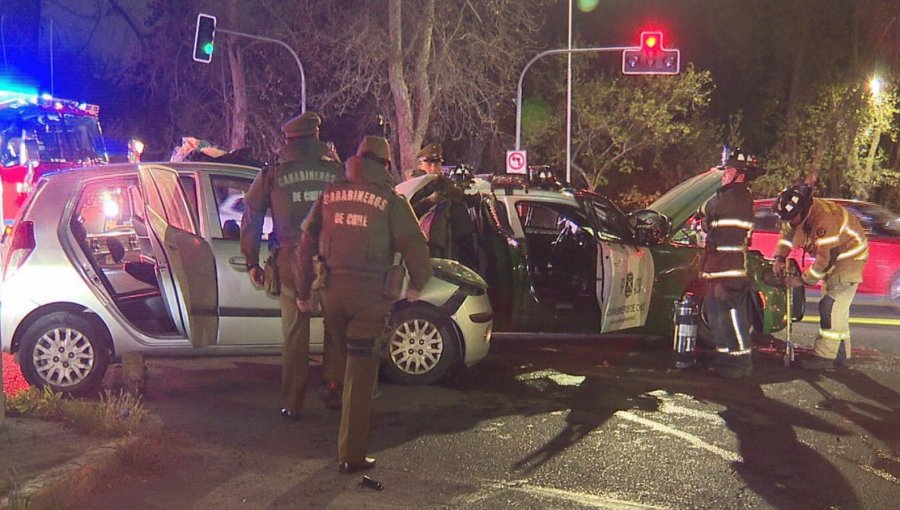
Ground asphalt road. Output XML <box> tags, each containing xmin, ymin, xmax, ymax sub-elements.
<box><xmin>72</xmin><ymin>312</ymin><xmax>899</xmax><ymax>510</ymax></box>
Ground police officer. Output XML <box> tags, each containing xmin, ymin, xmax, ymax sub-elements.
<box><xmin>240</xmin><ymin>111</ymin><xmax>345</xmax><ymax>420</ymax></box>
<box><xmin>294</xmin><ymin>136</ymin><xmax>432</xmax><ymax>474</ymax></box>
<box><xmin>698</xmin><ymin>148</ymin><xmax>765</xmax><ymax>378</ymax></box>
<box><xmin>772</xmin><ymin>183</ymin><xmax>868</xmax><ymax>370</ymax></box>
<box><xmin>405</xmin><ymin>142</ymin><xmax>443</xmax><ymax>180</ymax></box>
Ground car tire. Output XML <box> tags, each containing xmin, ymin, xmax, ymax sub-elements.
<box><xmin>890</xmin><ymin>273</ymin><xmax>900</xmax><ymax>314</ymax></box>
<box><xmin>382</xmin><ymin>304</ymin><xmax>460</xmax><ymax>385</ymax></box>
<box><xmin>18</xmin><ymin>312</ymin><xmax>111</xmax><ymax>396</ymax></box>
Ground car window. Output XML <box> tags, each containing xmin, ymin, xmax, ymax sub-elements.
<box><xmin>753</xmin><ymin>207</ymin><xmax>780</xmax><ymax>232</ymax></box>
<box><xmin>844</xmin><ymin>203</ymin><xmax>900</xmax><ymax>237</ymax></box>
<box><xmin>146</xmin><ymin>171</ymin><xmax>197</xmax><ymax>234</ymax></box>
<box><xmin>210</xmin><ymin>175</ymin><xmax>272</xmax><ymax>240</ymax></box>
<box><xmin>581</xmin><ymin>195</ymin><xmax>631</xmax><ymax>241</ymax></box>
<box><xmin>74</xmin><ymin>176</ymin><xmax>140</xmax><ymax>267</ymax></box>
<box><xmin>516</xmin><ymin>201</ymin><xmax>588</xmax><ymax>235</ymax></box>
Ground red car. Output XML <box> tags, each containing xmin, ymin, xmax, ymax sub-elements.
<box><xmin>751</xmin><ymin>198</ymin><xmax>900</xmax><ymax>312</ymax></box>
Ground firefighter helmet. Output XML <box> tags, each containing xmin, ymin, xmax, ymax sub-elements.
<box><xmin>719</xmin><ymin>146</ymin><xmax>766</xmax><ymax>180</ymax></box>
<box><xmin>448</xmin><ymin>163</ymin><xmax>474</xmax><ymax>185</ymax></box>
<box><xmin>773</xmin><ymin>183</ymin><xmax>814</xmax><ymax>222</ymax></box>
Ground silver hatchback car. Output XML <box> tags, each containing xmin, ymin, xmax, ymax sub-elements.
<box><xmin>1</xmin><ymin>162</ymin><xmax>492</xmax><ymax>395</ymax></box>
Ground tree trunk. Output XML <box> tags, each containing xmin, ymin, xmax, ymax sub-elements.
<box><xmin>387</xmin><ymin>0</ymin><xmax>435</xmax><ymax>179</ymax></box>
<box><xmin>784</xmin><ymin>13</ymin><xmax>810</xmax><ymax>169</ymax></box>
<box><xmin>226</xmin><ymin>0</ymin><xmax>248</xmax><ymax>150</ymax></box>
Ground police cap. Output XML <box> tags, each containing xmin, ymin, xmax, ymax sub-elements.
<box><xmin>417</xmin><ymin>143</ymin><xmax>443</xmax><ymax>163</ymax></box>
<box><xmin>282</xmin><ymin>112</ymin><xmax>321</xmax><ymax>138</ymax></box>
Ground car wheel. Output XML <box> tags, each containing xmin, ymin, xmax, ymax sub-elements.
<box><xmin>382</xmin><ymin>304</ymin><xmax>460</xmax><ymax>385</ymax></box>
<box><xmin>891</xmin><ymin>274</ymin><xmax>900</xmax><ymax>314</ymax></box>
<box><xmin>18</xmin><ymin>312</ymin><xmax>111</xmax><ymax>396</ymax></box>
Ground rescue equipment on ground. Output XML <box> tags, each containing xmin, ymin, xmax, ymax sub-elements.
<box><xmin>673</xmin><ymin>292</ymin><xmax>699</xmax><ymax>369</ymax></box>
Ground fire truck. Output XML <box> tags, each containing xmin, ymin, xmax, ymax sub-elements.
<box><xmin>1</xmin><ymin>89</ymin><xmax>109</xmax><ymax>225</ymax></box>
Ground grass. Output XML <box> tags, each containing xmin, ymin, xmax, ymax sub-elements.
<box><xmin>3</xmin><ymin>387</ymin><xmax>147</xmax><ymax>438</ymax></box>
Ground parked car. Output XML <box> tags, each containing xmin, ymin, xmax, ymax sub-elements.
<box><xmin>752</xmin><ymin>198</ymin><xmax>900</xmax><ymax>312</ymax></box>
<box><xmin>397</xmin><ymin>169</ymin><xmax>803</xmax><ymax>342</ymax></box>
<box><xmin>0</xmin><ymin>162</ymin><xmax>492</xmax><ymax>395</ymax></box>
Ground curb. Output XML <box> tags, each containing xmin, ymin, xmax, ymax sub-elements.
<box><xmin>0</xmin><ymin>414</ymin><xmax>163</xmax><ymax>510</ymax></box>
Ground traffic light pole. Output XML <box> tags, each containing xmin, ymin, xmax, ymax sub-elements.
<box><xmin>515</xmin><ymin>45</ymin><xmax>634</xmax><ymax>182</ymax></box>
<box><xmin>217</xmin><ymin>28</ymin><xmax>307</xmax><ymax>113</ymax></box>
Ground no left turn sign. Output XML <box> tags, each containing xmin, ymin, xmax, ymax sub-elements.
<box><xmin>506</xmin><ymin>150</ymin><xmax>527</xmax><ymax>174</ymax></box>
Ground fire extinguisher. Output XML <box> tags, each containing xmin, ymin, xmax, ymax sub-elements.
<box><xmin>673</xmin><ymin>292</ymin><xmax>699</xmax><ymax>369</ymax></box>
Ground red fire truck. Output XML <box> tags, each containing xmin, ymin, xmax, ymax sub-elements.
<box><xmin>1</xmin><ymin>89</ymin><xmax>109</xmax><ymax>224</ymax></box>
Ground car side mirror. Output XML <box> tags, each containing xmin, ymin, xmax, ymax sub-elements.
<box><xmin>628</xmin><ymin>209</ymin><xmax>670</xmax><ymax>246</ymax></box>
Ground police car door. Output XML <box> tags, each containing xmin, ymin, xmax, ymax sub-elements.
<box><xmin>581</xmin><ymin>195</ymin><xmax>654</xmax><ymax>332</ymax></box>
<box><xmin>138</xmin><ymin>164</ymin><xmax>218</xmax><ymax>348</ymax></box>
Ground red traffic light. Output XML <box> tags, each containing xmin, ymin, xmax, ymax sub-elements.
<box><xmin>622</xmin><ymin>31</ymin><xmax>680</xmax><ymax>75</ymax></box>
<box><xmin>643</xmin><ymin>32</ymin><xmax>659</xmax><ymax>49</ymax></box>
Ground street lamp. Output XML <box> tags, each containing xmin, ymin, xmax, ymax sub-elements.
<box><xmin>870</xmin><ymin>76</ymin><xmax>884</xmax><ymax>103</ymax></box>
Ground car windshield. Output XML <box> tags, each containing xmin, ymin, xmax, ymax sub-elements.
<box><xmin>0</xmin><ymin>110</ymin><xmax>108</xmax><ymax>166</ymax></box>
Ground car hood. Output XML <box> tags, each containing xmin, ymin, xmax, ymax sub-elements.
<box><xmin>647</xmin><ymin>167</ymin><xmax>723</xmax><ymax>235</ymax></box>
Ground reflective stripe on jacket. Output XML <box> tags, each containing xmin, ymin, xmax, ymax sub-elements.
<box><xmin>773</xmin><ymin>198</ymin><xmax>868</xmax><ymax>284</ymax></box>
<box><xmin>700</xmin><ymin>182</ymin><xmax>753</xmax><ymax>280</ymax></box>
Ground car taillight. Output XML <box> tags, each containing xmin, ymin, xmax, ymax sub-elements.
<box><xmin>2</xmin><ymin>221</ymin><xmax>35</xmax><ymax>281</ymax></box>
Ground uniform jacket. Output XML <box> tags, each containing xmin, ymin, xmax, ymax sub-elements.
<box><xmin>774</xmin><ymin>198</ymin><xmax>868</xmax><ymax>284</ymax></box>
<box><xmin>699</xmin><ymin>181</ymin><xmax>754</xmax><ymax>279</ymax></box>
<box><xmin>239</xmin><ymin>137</ymin><xmax>343</xmax><ymax>268</ymax></box>
<box><xmin>294</xmin><ymin>154</ymin><xmax>432</xmax><ymax>301</ymax></box>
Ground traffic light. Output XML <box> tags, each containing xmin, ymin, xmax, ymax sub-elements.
<box><xmin>193</xmin><ymin>13</ymin><xmax>217</xmax><ymax>64</ymax></box>
<box><xmin>622</xmin><ymin>31</ymin><xmax>680</xmax><ymax>75</ymax></box>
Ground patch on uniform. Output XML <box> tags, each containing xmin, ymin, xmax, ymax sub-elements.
<box><xmin>816</xmin><ymin>227</ymin><xmax>826</xmax><ymax>237</ymax></box>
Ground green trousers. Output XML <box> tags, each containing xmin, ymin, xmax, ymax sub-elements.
<box><xmin>321</xmin><ymin>273</ymin><xmax>392</xmax><ymax>464</ymax></box>
<box><xmin>278</xmin><ymin>286</ymin><xmax>310</xmax><ymax>414</ymax></box>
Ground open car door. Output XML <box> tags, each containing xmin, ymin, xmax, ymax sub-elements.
<box><xmin>138</xmin><ymin>164</ymin><xmax>218</xmax><ymax>347</ymax></box>
<box><xmin>578</xmin><ymin>193</ymin><xmax>654</xmax><ymax>332</ymax></box>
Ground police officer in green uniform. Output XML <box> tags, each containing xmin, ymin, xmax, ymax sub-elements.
<box><xmin>405</xmin><ymin>142</ymin><xmax>443</xmax><ymax>180</ymax></box>
<box><xmin>240</xmin><ymin>111</ymin><xmax>345</xmax><ymax>420</ymax></box>
<box><xmin>295</xmin><ymin>136</ymin><xmax>432</xmax><ymax>474</ymax></box>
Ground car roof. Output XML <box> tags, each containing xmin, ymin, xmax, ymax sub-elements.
<box><xmin>39</xmin><ymin>161</ymin><xmax>261</xmax><ymax>186</ymax></box>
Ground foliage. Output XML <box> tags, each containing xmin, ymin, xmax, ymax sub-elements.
<box><xmin>522</xmin><ymin>63</ymin><xmax>718</xmax><ymax>199</ymax></box>
<box><xmin>4</xmin><ymin>386</ymin><xmax>63</xmax><ymax>419</ymax></box>
<box><xmin>4</xmin><ymin>388</ymin><xmax>146</xmax><ymax>438</ymax></box>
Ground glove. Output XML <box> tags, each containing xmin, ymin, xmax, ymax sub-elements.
<box><xmin>773</xmin><ymin>257</ymin><xmax>786</xmax><ymax>279</ymax></box>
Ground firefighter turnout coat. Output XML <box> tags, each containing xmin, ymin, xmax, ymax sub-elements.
<box><xmin>700</xmin><ymin>181</ymin><xmax>754</xmax><ymax>280</ymax></box>
<box><xmin>773</xmin><ymin>198</ymin><xmax>868</xmax><ymax>285</ymax></box>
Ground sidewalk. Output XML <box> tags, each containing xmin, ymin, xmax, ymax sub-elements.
<box><xmin>1</xmin><ymin>354</ymin><xmax>158</xmax><ymax>510</ymax></box>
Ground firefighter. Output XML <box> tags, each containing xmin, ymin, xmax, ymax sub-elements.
<box><xmin>240</xmin><ymin>111</ymin><xmax>346</xmax><ymax>419</ymax></box>
<box><xmin>294</xmin><ymin>136</ymin><xmax>432</xmax><ymax>474</ymax></box>
<box><xmin>772</xmin><ymin>183</ymin><xmax>868</xmax><ymax>370</ymax></box>
<box><xmin>698</xmin><ymin>148</ymin><xmax>766</xmax><ymax>378</ymax></box>
<box><xmin>405</xmin><ymin>142</ymin><xmax>443</xmax><ymax>180</ymax></box>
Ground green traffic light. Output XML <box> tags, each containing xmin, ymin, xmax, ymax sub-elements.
<box><xmin>203</xmin><ymin>42</ymin><xmax>214</xmax><ymax>55</ymax></box>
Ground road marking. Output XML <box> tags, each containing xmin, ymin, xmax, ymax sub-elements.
<box><xmin>515</xmin><ymin>369</ymin><xmax>586</xmax><ymax>386</ymax></box>
<box><xmin>857</xmin><ymin>464</ymin><xmax>900</xmax><ymax>484</ymax></box>
<box><xmin>800</xmin><ymin>315</ymin><xmax>900</xmax><ymax>327</ymax></box>
<box><xmin>646</xmin><ymin>390</ymin><xmax>728</xmax><ymax>423</ymax></box>
<box><xmin>452</xmin><ymin>479</ymin><xmax>668</xmax><ymax>509</ymax></box>
<box><xmin>614</xmin><ymin>410</ymin><xmax>743</xmax><ymax>464</ymax></box>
